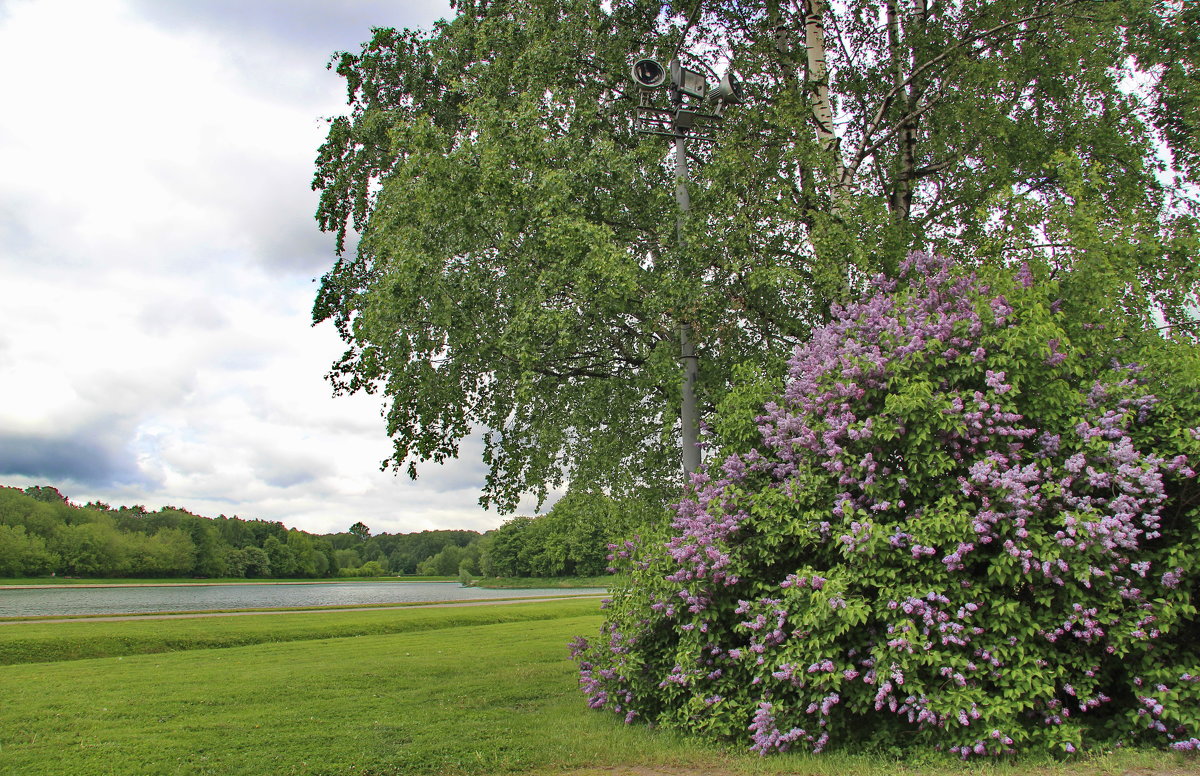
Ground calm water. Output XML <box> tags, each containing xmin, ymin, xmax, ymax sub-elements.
<box><xmin>0</xmin><ymin>582</ymin><xmax>606</xmax><ymax>617</ymax></box>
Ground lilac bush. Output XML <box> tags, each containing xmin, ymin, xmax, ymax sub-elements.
<box><xmin>572</xmin><ymin>252</ymin><xmax>1200</xmax><ymax>757</ymax></box>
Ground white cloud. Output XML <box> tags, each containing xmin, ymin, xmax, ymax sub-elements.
<box><xmin>0</xmin><ymin>0</ymin><xmax>540</xmax><ymax>535</ymax></box>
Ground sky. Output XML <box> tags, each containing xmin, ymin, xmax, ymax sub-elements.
<box><xmin>0</xmin><ymin>0</ymin><xmax>546</xmax><ymax>535</ymax></box>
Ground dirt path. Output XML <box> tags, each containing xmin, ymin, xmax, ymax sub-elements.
<box><xmin>0</xmin><ymin>594</ymin><xmax>606</xmax><ymax>625</ymax></box>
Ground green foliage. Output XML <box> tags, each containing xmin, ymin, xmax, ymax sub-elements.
<box><xmin>416</xmin><ymin>541</ymin><xmax>480</xmax><ymax>576</ymax></box>
<box><xmin>313</xmin><ymin>0</ymin><xmax>1199</xmax><ymax>511</ymax></box>
<box><xmin>483</xmin><ymin>491</ymin><xmax>660</xmax><ymax>578</ymax></box>
<box><xmin>0</xmin><ymin>487</ymin><xmax>476</xmax><ymax>581</ymax></box>
<box><xmin>0</xmin><ymin>524</ymin><xmax>57</xmax><ymax>576</ymax></box>
<box><xmin>333</xmin><ymin>547</ymin><xmax>362</xmax><ymax>571</ymax></box>
<box><xmin>337</xmin><ymin>559</ymin><xmax>389</xmax><ymax>577</ymax></box>
<box><xmin>577</xmin><ymin>256</ymin><xmax>1200</xmax><ymax>756</ymax></box>
<box><xmin>237</xmin><ymin>545</ymin><xmax>272</xmax><ymax>578</ymax></box>
<box><xmin>361</xmin><ymin>529</ymin><xmax>481</xmax><ymax>574</ymax></box>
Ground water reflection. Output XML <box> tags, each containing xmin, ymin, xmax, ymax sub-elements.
<box><xmin>0</xmin><ymin>582</ymin><xmax>606</xmax><ymax>618</ymax></box>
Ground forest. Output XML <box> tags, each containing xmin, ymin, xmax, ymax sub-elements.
<box><xmin>0</xmin><ymin>485</ymin><xmax>645</xmax><ymax>580</ymax></box>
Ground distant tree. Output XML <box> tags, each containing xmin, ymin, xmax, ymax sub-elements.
<box><xmin>166</xmin><ymin>513</ymin><xmax>225</xmax><ymax>577</ymax></box>
<box><xmin>0</xmin><ymin>524</ymin><xmax>57</xmax><ymax>576</ymax></box>
<box><xmin>213</xmin><ymin>515</ymin><xmax>252</xmax><ymax>548</ymax></box>
<box><xmin>416</xmin><ymin>544</ymin><xmax>467</xmax><ymax>576</ymax></box>
<box><xmin>286</xmin><ymin>531</ymin><xmax>325</xmax><ymax>578</ymax></box>
<box><xmin>54</xmin><ymin>520</ymin><xmax>128</xmax><ymax>576</ymax></box>
<box><xmin>479</xmin><ymin>493</ymin><xmax>656</xmax><ymax>577</ymax></box>
<box><xmin>240</xmin><ymin>546</ymin><xmax>272</xmax><ymax>578</ymax></box>
<box><xmin>262</xmin><ymin>535</ymin><xmax>297</xmax><ymax>578</ymax></box>
<box><xmin>362</xmin><ymin>542</ymin><xmax>385</xmax><ymax>563</ymax></box>
<box><xmin>245</xmin><ymin>519</ymin><xmax>287</xmax><ymax>547</ymax></box>
<box><xmin>485</xmin><ymin>517</ymin><xmax>535</xmax><ymax>577</ymax></box>
<box><xmin>24</xmin><ymin>486</ymin><xmax>67</xmax><ymax>504</ymax></box>
<box><xmin>349</xmin><ymin>521</ymin><xmax>371</xmax><ymax>541</ymax></box>
<box><xmin>314</xmin><ymin>537</ymin><xmax>336</xmax><ymax>577</ymax></box>
<box><xmin>358</xmin><ymin>560</ymin><xmax>387</xmax><ymax>577</ymax></box>
<box><xmin>128</xmin><ymin>528</ymin><xmax>196</xmax><ymax>577</ymax></box>
<box><xmin>223</xmin><ymin>546</ymin><xmax>248</xmax><ymax>578</ymax></box>
<box><xmin>334</xmin><ymin>549</ymin><xmax>362</xmax><ymax>571</ymax></box>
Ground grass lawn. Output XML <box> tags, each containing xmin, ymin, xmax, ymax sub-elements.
<box><xmin>0</xmin><ymin>599</ymin><xmax>604</xmax><ymax>665</ymax></box>
<box><xmin>0</xmin><ymin>600</ymin><xmax>1195</xmax><ymax>776</ymax></box>
<box><xmin>469</xmin><ymin>576</ymin><xmax>614</xmax><ymax>589</ymax></box>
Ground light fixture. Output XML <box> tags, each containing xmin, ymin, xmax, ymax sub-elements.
<box><xmin>631</xmin><ymin>58</ymin><xmax>667</xmax><ymax>90</ymax></box>
<box><xmin>670</xmin><ymin>59</ymin><xmax>708</xmax><ymax>100</ymax></box>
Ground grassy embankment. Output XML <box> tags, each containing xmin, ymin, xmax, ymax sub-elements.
<box><xmin>468</xmin><ymin>575</ymin><xmax>614</xmax><ymax>589</ymax></box>
<box><xmin>0</xmin><ymin>600</ymin><xmax>1195</xmax><ymax>776</ymax></box>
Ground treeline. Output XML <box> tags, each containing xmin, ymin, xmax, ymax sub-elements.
<box><xmin>0</xmin><ymin>485</ymin><xmax>657</xmax><ymax>580</ymax></box>
<box><xmin>256</xmin><ymin>490</ymin><xmax>659</xmax><ymax>579</ymax></box>
<box><xmin>0</xmin><ymin>486</ymin><xmax>478</xmax><ymax>579</ymax></box>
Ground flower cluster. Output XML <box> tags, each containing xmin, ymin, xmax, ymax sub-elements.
<box><xmin>573</xmin><ymin>252</ymin><xmax>1200</xmax><ymax>757</ymax></box>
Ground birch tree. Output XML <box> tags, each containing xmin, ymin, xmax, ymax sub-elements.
<box><xmin>313</xmin><ymin>0</ymin><xmax>1199</xmax><ymax>511</ymax></box>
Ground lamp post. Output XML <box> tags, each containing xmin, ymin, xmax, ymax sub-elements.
<box><xmin>630</xmin><ymin>57</ymin><xmax>742</xmax><ymax>477</ymax></box>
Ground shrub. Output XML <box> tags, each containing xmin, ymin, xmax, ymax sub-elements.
<box><xmin>572</xmin><ymin>252</ymin><xmax>1200</xmax><ymax>758</ymax></box>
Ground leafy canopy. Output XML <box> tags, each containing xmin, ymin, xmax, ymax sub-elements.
<box><xmin>313</xmin><ymin>0</ymin><xmax>1199</xmax><ymax>509</ymax></box>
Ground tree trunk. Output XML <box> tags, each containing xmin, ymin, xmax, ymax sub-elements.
<box><xmin>803</xmin><ymin>0</ymin><xmax>847</xmax><ymax>205</ymax></box>
<box><xmin>886</xmin><ymin>0</ymin><xmax>918</xmax><ymax>222</ymax></box>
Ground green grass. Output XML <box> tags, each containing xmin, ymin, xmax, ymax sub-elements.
<box><xmin>0</xmin><ymin>601</ymin><xmax>1195</xmax><ymax>776</ymax></box>
<box><xmin>0</xmin><ymin>599</ymin><xmax>603</xmax><ymax>665</ymax></box>
<box><xmin>469</xmin><ymin>575</ymin><xmax>615</xmax><ymax>589</ymax></box>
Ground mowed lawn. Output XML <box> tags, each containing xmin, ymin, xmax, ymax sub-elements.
<box><xmin>0</xmin><ymin>600</ymin><xmax>1196</xmax><ymax>776</ymax></box>
<box><xmin>0</xmin><ymin>600</ymin><xmax>733</xmax><ymax>776</ymax></box>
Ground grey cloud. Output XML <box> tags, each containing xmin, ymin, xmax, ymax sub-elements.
<box><xmin>255</xmin><ymin>456</ymin><xmax>325</xmax><ymax>489</ymax></box>
<box><xmin>399</xmin><ymin>434</ymin><xmax>491</xmax><ymax>495</ymax></box>
<box><xmin>0</xmin><ymin>426</ymin><xmax>152</xmax><ymax>488</ymax></box>
<box><xmin>151</xmin><ymin>146</ymin><xmax>336</xmax><ymax>275</ymax></box>
<box><xmin>128</xmin><ymin>0</ymin><xmax>451</xmax><ymax>63</ymax></box>
<box><xmin>244</xmin><ymin>189</ymin><xmax>338</xmax><ymax>274</ymax></box>
<box><xmin>138</xmin><ymin>297</ymin><xmax>230</xmax><ymax>337</ymax></box>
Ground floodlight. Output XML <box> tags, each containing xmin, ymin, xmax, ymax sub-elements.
<box><xmin>670</xmin><ymin>59</ymin><xmax>708</xmax><ymax>100</ymax></box>
<box><xmin>631</xmin><ymin>58</ymin><xmax>667</xmax><ymax>90</ymax></box>
<box><xmin>707</xmin><ymin>72</ymin><xmax>743</xmax><ymax>105</ymax></box>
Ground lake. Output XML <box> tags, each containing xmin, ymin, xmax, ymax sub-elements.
<box><xmin>0</xmin><ymin>581</ymin><xmax>606</xmax><ymax>618</ymax></box>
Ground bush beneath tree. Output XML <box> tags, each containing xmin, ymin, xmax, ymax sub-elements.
<box><xmin>573</xmin><ymin>252</ymin><xmax>1200</xmax><ymax>757</ymax></box>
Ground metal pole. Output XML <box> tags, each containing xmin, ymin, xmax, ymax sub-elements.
<box><xmin>674</xmin><ymin>131</ymin><xmax>701</xmax><ymax>476</ymax></box>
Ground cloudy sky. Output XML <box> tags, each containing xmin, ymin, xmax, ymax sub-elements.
<box><xmin>0</xmin><ymin>0</ymin><xmax>541</xmax><ymax>535</ymax></box>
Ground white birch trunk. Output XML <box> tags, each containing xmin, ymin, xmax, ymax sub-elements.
<box><xmin>803</xmin><ymin>0</ymin><xmax>848</xmax><ymax>207</ymax></box>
